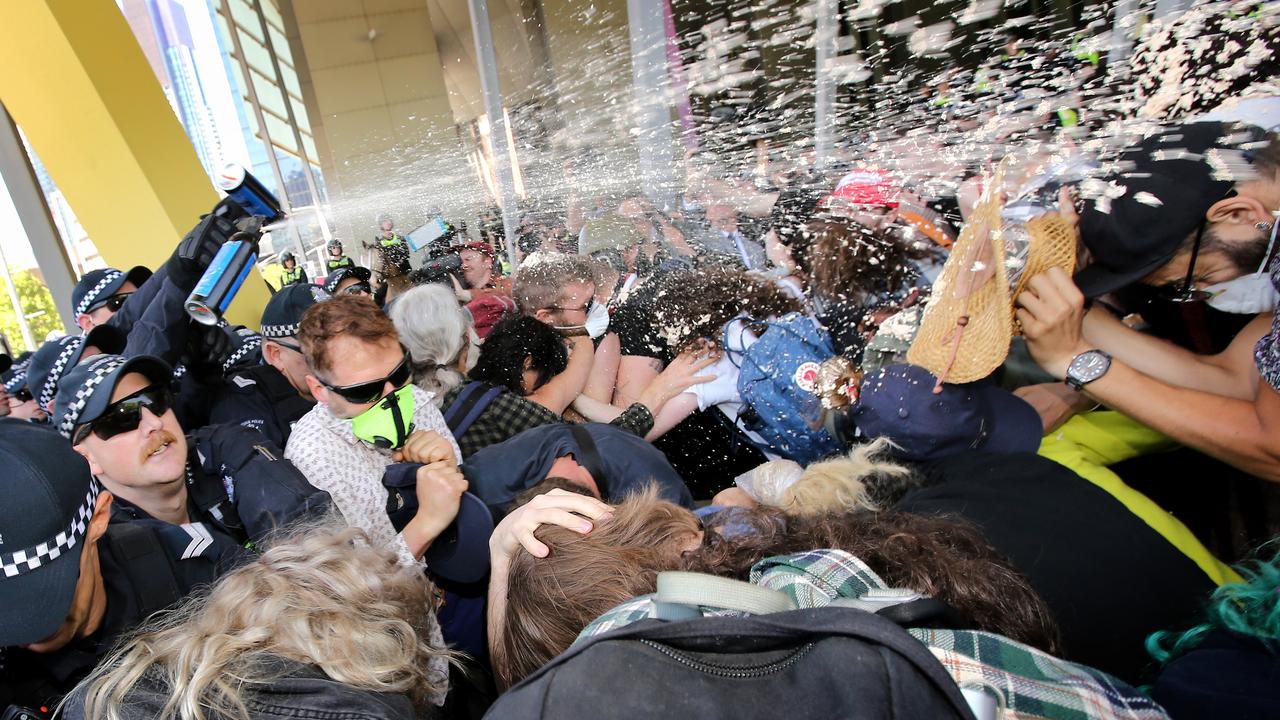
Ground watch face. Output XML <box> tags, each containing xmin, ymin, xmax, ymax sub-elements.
<box><xmin>1071</xmin><ymin>351</ymin><xmax>1110</xmax><ymax>382</ymax></box>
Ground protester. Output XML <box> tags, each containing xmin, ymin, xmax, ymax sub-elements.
<box><xmin>63</xmin><ymin>520</ymin><xmax>452</xmax><ymax>720</ymax></box>
<box><xmin>283</xmin><ymin>295</ymin><xmax>467</xmax><ymax>567</ymax></box>
<box><xmin>462</xmin><ymin>424</ymin><xmax>694</xmax><ymax>518</ymax></box>
<box><xmin>488</xmin><ymin>488</ymin><xmax>1057</xmax><ymax>685</ymax></box>
<box><xmin>1016</xmin><ymin>121</ymin><xmax>1280</xmax><ymax>481</ymax></box>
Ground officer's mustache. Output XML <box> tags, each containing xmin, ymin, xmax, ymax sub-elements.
<box><xmin>141</xmin><ymin>430</ymin><xmax>179</xmax><ymax>461</ymax></box>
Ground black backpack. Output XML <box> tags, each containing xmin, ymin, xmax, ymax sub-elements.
<box><xmin>486</xmin><ymin>604</ymin><xmax>978</xmax><ymax>719</ymax></box>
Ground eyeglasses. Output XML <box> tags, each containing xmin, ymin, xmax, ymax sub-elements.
<box><xmin>1156</xmin><ymin>219</ymin><xmax>1213</xmax><ymax>304</ymax></box>
<box><xmin>317</xmin><ymin>347</ymin><xmax>412</xmax><ymax>404</ymax></box>
<box><xmin>88</xmin><ymin>293</ymin><xmax>133</xmax><ymax>315</ymax></box>
<box><xmin>339</xmin><ymin>282</ymin><xmax>372</xmax><ymax>296</ymax></box>
<box><xmin>71</xmin><ymin>385</ymin><xmax>171</xmax><ymax>445</ymax></box>
<box><xmin>546</xmin><ymin>298</ymin><xmax>595</xmax><ymax>315</ymax></box>
<box><xmin>270</xmin><ymin>339</ymin><xmax>303</xmax><ymax>353</ymax></box>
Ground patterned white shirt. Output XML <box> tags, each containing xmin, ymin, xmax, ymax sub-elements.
<box><xmin>284</xmin><ymin>384</ymin><xmax>462</xmax><ymax>566</ymax></box>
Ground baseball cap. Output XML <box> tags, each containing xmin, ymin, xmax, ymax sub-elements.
<box><xmin>0</xmin><ymin>419</ymin><xmax>103</xmax><ymax>645</ymax></box>
<box><xmin>824</xmin><ymin>168</ymin><xmax>902</xmax><ymax>210</ymax></box>
<box><xmin>457</xmin><ymin>241</ymin><xmax>497</xmax><ymax>260</ymax></box>
<box><xmin>1074</xmin><ymin>121</ymin><xmax>1261</xmax><ymax>297</ymax></box>
<box><xmin>26</xmin><ymin>325</ymin><xmax>128</xmax><ymax>411</ymax></box>
<box><xmin>54</xmin><ymin>354</ymin><xmax>173</xmax><ymax>440</ymax></box>
<box><xmin>323</xmin><ymin>266</ymin><xmax>372</xmax><ymax>295</ymax></box>
<box><xmin>71</xmin><ymin>266</ymin><xmax>152</xmax><ymax>318</ymax></box>
<box><xmin>852</xmin><ymin>363</ymin><xmax>1041</xmax><ymax>462</ymax></box>
<box><xmin>261</xmin><ymin>284</ymin><xmax>330</xmax><ymax>339</ymax></box>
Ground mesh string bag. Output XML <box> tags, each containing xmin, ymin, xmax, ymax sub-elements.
<box><xmin>907</xmin><ymin>170</ymin><xmax>1014</xmax><ymax>385</ymax></box>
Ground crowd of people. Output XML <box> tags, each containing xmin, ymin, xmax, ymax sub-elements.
<box><xmin>3</xmin><ymin>3</ymin><xmax>1280</xmax><ymax>719</ymax></box>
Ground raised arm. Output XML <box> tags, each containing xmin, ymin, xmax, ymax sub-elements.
<box><xmin>527</xmin><ymin>335</ymin><xmax>595</xmax><ymax>414</ymax></box>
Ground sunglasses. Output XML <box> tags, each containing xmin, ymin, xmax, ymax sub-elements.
<box><xmin>339</xmin><ymin>282</ymin><xmax>372</xmax><ymax>296</ymax></box>
<box><xmin>317</xmin><ymin>347</ymin><xmax>412</xmax><ymax>404</ymax></box>
<box><xmin>88</xmin><ymin>293</ymin><xmax>133</xmax><ymax>314</ymax></box>
<box><xmin>547</xmin><ymin>298</ymin><xmax>595</xmax><ymax>315</ymax></box>
<box><xmin>9</xmin><ymin>388</ymin><xmax>32</xmax><ymax>404</ymax></box>
<box><xmin>71</xmin><ymin>385</ymin><xmax>171</xmax><ymax>445</ymax></box>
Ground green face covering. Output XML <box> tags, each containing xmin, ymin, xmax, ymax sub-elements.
<box><xmin>350</xmin><ymin>385</ymin><xmax>417</xmax><ymax>449</ymax></box>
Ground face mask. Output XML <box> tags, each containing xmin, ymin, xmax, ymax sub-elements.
<box><xmin>350</xmin><ymin>385</ymin><xmax>417</xmax><ymax>450</ymax></box>
<box><xmin>1204</xmin><ymin>216</ymin><xmax>1280</xmax><ymax>315</ymax></box>
<box><xmin>584</xmin><ymin>301</ymin><xmax>610</xmax><ymax>338</ymax></box>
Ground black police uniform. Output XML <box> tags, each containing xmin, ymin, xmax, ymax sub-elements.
<box><xmin>0</xmin><ymin>424</ymin><xmax>331</xmax><ymax>714</ymax></box>
<box><xmin>208</xmin><ymin>364</ymin><xmax>315</xmax><ymax>448</ymax></box>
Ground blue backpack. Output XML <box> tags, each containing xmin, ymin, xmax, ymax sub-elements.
<box><xmin>728</xmin><ymin>313</ymin><xmax>845</xmax><ymax>464</ymax></box>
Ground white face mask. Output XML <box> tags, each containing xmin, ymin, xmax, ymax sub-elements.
<box><xmin>1204</xmin><ymin>215</ymin><xmax>1280</xmax><ymax>315</ymax></box>
<box><xmin>584</xmin><ymin>301</ymin><xmax>610</xmax><ymax>339</ymax></box>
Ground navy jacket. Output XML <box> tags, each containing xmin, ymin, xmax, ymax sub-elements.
<box><xmin>462</xmin><ymin>422</ymin><xmax>693</xmax><ymax>517</ymax></box>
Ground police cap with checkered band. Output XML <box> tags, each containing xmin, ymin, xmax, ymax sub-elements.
<box><xmin>71</xmin><ymin>266</ymin><xmax>152</xmax><ymax>318</ymax></box>
<box><xmin>0</xmin><ymin>419</ymin><xmax>103</xmax><ymax>645</ymax></box>
<box><xmin>54</xmin><ymin>354</ymin><xmax>173</xmax><ymax>441</ymax></box>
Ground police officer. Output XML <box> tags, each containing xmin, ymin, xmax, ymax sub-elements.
<box><xmin>207</xmin><ymin>284</ymin><xmax>328</xmax><ymax>447</ymax></box>
<box><xmin>279</xmin><ymin>251</ymin><xmax>307</xmax><ymax>286</ymax></box>
<box><xmin>326</xmin><ymin>239</ymin><xmax>354</xmax><ymax>271</ymax></box>
<box><xmin>368</xmin><ymin>214</ymin><xmax>412</xmax><ymax>278</ymax></box>
<box><xmin>1</xmin><ymin>420</ymin><xmax>116</xmax><ymax>715</ymax></box>
<box><xmin>324</xmin><ymin>265</ymin><xmax>373</xmax><ymax>297</ymax></box>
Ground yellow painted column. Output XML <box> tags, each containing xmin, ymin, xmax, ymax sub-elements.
<box><xmin>0</xmin><ymin>0</ymin><xmax>269</xmax><ymax>327</ymax></box>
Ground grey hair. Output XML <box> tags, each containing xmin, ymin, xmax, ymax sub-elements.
<box><xmin>388</xmin><ymin>283</ymin><xmax>470</xmax><ymax>403</ymax></box>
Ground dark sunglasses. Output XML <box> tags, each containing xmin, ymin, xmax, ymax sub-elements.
<box><xmin>10</xmin><ymin>388</ymin><xmax>32</xmax><ymax>404</ymax></box>
<box><xmin>1155</xmin><ymin>219</ymin><xmax>1213</xmax><ymax>304</ymax></box>
<box><xmin>88</xmin><ymin>293</ymin><xmax>133</xmax><ymax>314</ymax></box>
<box><xmin>71</xmin><ymin>385</ymin><xmax>171</xmax><ymax>445</ymax></box>
<box><xmin>317</xmin><ymin>347</ymin><xmax>412</xmax><ymax>404</ymax></box>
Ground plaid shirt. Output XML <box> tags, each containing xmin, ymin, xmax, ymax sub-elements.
<box><xmin>441</xmin><ymin>384</ymin><xmax>561</xmax><ymax>458</ymax></box>
<box><xmin>578</xmin><ymin>549</ymin><xmax>1168</xmax><ymax>720</ymax></box>
<box><xmin>441</xmin><ymin>386</ymin><xmax>654</xmax><ymax>458</ymax></box>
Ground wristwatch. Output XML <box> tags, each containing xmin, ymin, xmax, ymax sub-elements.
<box><xmin>1064</xmin><ymin>349</ymin><xmax>1112</xmax><ymax>391</ymax></box>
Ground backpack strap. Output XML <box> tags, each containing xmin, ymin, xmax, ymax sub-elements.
<box><xmin>568</xmin><ymin>425</ymin><xmax>608</xmax><ymax>496</ymax></box>
<box><xmin>443</xmin><ymin>382</ymin><xmax>503</xmax><ymax>438</ymax></box>
<box><xmin>103</xmin><ymin>521</ymin><xmax>184</xmax><ymax>618</ymax></box>
<box><xmin>656</xmin><ymin>572</ymin><xmax>796</xmax><ymax>615</ymax></box>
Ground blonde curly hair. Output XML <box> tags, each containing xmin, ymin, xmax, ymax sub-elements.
<box><xmin>73</xmin><ymin>519</ymin><xmax>453</xmax><ymax>720</ymax></box>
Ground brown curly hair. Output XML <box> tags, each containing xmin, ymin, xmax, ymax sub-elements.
<box><xmin>647</xmin><ymin>267</ymin><xmax>803</xmax><ymax>353</ymax></box>
<box><xmin>494</xmin><ymin>487</ymin><xmax>1060</xmax><ymax>689</ymax></box>
<box><xmin>793</xmin><ymin>217</ymin><xmax>916</xmax><ymax>305</ymax></box>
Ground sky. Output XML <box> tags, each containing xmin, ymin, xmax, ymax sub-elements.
<box><xmin>0</xmin><ymin>174</ymin><xmax>38</xmax><ymax>272</ymax></box>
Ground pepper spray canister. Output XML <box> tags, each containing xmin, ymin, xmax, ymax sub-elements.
<box><xmin>214</xmin><ymin>164</ymin><xmax>284</xmax><ymax>224</ymax></box>
<box><xmin>184</xmin><ymin>232</ymin><xmax>260</xmax><ymax>325</ymax></box>
<box><xmin>185</xmin><ymin>165</ymin><xmax>281</xmax><ymax>325</ymax></box>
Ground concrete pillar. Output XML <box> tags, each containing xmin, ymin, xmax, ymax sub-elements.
<box><xmin>0</xmin><ymin>0</ymin><xmax>270</xmax><ymax>327</ymax></box>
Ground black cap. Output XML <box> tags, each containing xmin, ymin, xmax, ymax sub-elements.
<box><xmin>26</xmin><ymin>326</ymin><xmax>127</xmax><ymax>411</ymax></box>
<box><xmin>323</xmin><ymin>266</ymin><xmax>372</xmax><ymax>294</ymax></box>
<box><xmin>1075</xmin><ymin>121</ymin><xmax>1261</xmax><ymax>297</ymax></box>
<box><xmin>0</xmin><ymin>420</ymin><xmax>102</xmax><ymax>645</ymax></box>
<box><xmin>54</xmin><ymin>354</ymin><xmax>172</xmax><ymax>440</ymax></box>
<box><xmin>71</xmin><ymin>266</ymin><xmax>151</xmax><ymax>317</ymax></box>
<box><xmin>853</xmin><ymin>363</ymin><xmax>1042</xmax><ymax>462</ymax></box>
<box><xmin>261</xmin><ymin>284</ymin><xmax>330</xmax><ymax>339</ymax></box>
